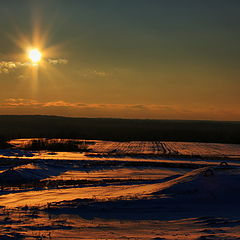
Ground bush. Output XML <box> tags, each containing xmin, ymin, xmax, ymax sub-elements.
<box><xmin>22</xmin><ymin>139</ymin><xmax>89</xmax><ymax>152</ymax></box>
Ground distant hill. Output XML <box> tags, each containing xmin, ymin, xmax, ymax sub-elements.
<box><xmin>0</xmin><ymin>115</ymin><xmax>240</xmax><ymax>144</ymax></box>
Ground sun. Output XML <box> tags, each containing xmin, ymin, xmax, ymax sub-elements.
<box><xmin>28</xmin><ymin>49</ymin><xmax>42</xmax><ymax>63</ymax></box>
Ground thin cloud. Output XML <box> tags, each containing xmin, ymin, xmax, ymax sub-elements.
<box><xmin>2</xmin><ymin>98</ymin><xmax>41</xmax><ymax>107</ymax></box>
<box><xmin>48</xmin><ymin>59</ymin><xmax>68</xmax><ymax>65</ymax></box>
<box><xmin>44</xmin><ymin>101</ymin><xmax>76</xmax><ymax>107</ymax></box>
<box><xmin>93</xmin><ymin>70</ymin><xmax>109</xmax><ymax>77</ymax></box>
<box><xmin>0</xmin><ymin>61</ymin><xmax>29</xmax><ymax>74</ymax></box>
<box><xmin>128</xmin><ymin>104</ymin><xmax>146</xmax><ymax>110</ymax></box>
<box><xmin>0</xmin><ymin>98</ymin><xmax>174</xmax><ymax>110</ymax></box>
<box><xmin>0</xmin><ymin>58</ymin><xmax>68</xmax><ymax>74</ymax></box>
<box><xmin>1</xmin><ymin>98</ymin><xmax>240</xmax><ymax>121</ymax></box>
<box><xmin>77</xmin><ymin>69</ymin><xmax>111</xmax><ymax>79</ymax></box>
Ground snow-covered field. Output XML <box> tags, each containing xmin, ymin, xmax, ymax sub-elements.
<box><xmin>164</xmin><ymin>141</ymin><xmax>240</xmax><ymax>158</ymax></box>
<box><xmin>9</xmin><ymin>139</ymin><xmax>240</xmax><ymax>158</ymax></box>
<box><xmin>0</xmin><ymin>139</ymin><xmax>240</xmax><ymax>239</ymax></box>
<box><xmin>88</xmin><ymin>140</ymin><xmax>240</xmax><ymax>157</ymax></box>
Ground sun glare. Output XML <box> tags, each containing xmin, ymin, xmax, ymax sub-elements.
<box><xmin>28</xmin><ymin>49</ymin><xmax>42</xmax><ymax>63</ymax></box>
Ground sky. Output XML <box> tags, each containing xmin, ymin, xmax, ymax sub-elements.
<box><xmin>0</xmin><ymin>0</ymin><xmax>240</xmax><ymax>121</ymax></box>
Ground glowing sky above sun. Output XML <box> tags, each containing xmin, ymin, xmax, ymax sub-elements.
<box><xmin>0</xmin><ymin>0</ymin><xmax>240</xmax><ymax>121</ymax></box>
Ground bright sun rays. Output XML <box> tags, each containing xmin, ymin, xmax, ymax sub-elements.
<box><xmin>28</xmin><ymin>49</ymin><xmax>42</xmax><ymax>64</ymax></box>
<box><xmin>6</xmin><ymin>10</ymin><xmax>68</xmax><ymax>96</ymax></box>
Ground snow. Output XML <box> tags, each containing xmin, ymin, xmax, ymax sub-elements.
<box><xmin>1</xmin><ymin>139</ymin><xmax>240</xmax><ymax>239</ymax></box>
<box><xmin>9</xmin><ymin>139</ymin><xmax>240</xmax><ymax>159</ymax></box>
<box><xmin>0</xmin><ymin>163</ymin><xmax>65</xmax><ymax>183</ymax></box>
<box><xmin>164</xmin><ymin>141</ymin><xmax>240</xmax><ymax>158</ymax></box>
<box><xmin>47</xmin><ymin>167</ymin><xmax>184</xmax><ymax>181</ymax></box>
<box><xmin>1</xmin><ymin>166</ymin><xmax>240</xmax><ymax>208</ymax></box>
<box><xmin>89</xmin><ymin>140</ymin><xmax>240</xmax><ymax>158</ymax></box>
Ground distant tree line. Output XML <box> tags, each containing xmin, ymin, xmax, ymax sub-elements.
<box><xmin>0</xmin><ymin>115</ymin><xmax>240</xmax><ymax>144</ymax></box>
